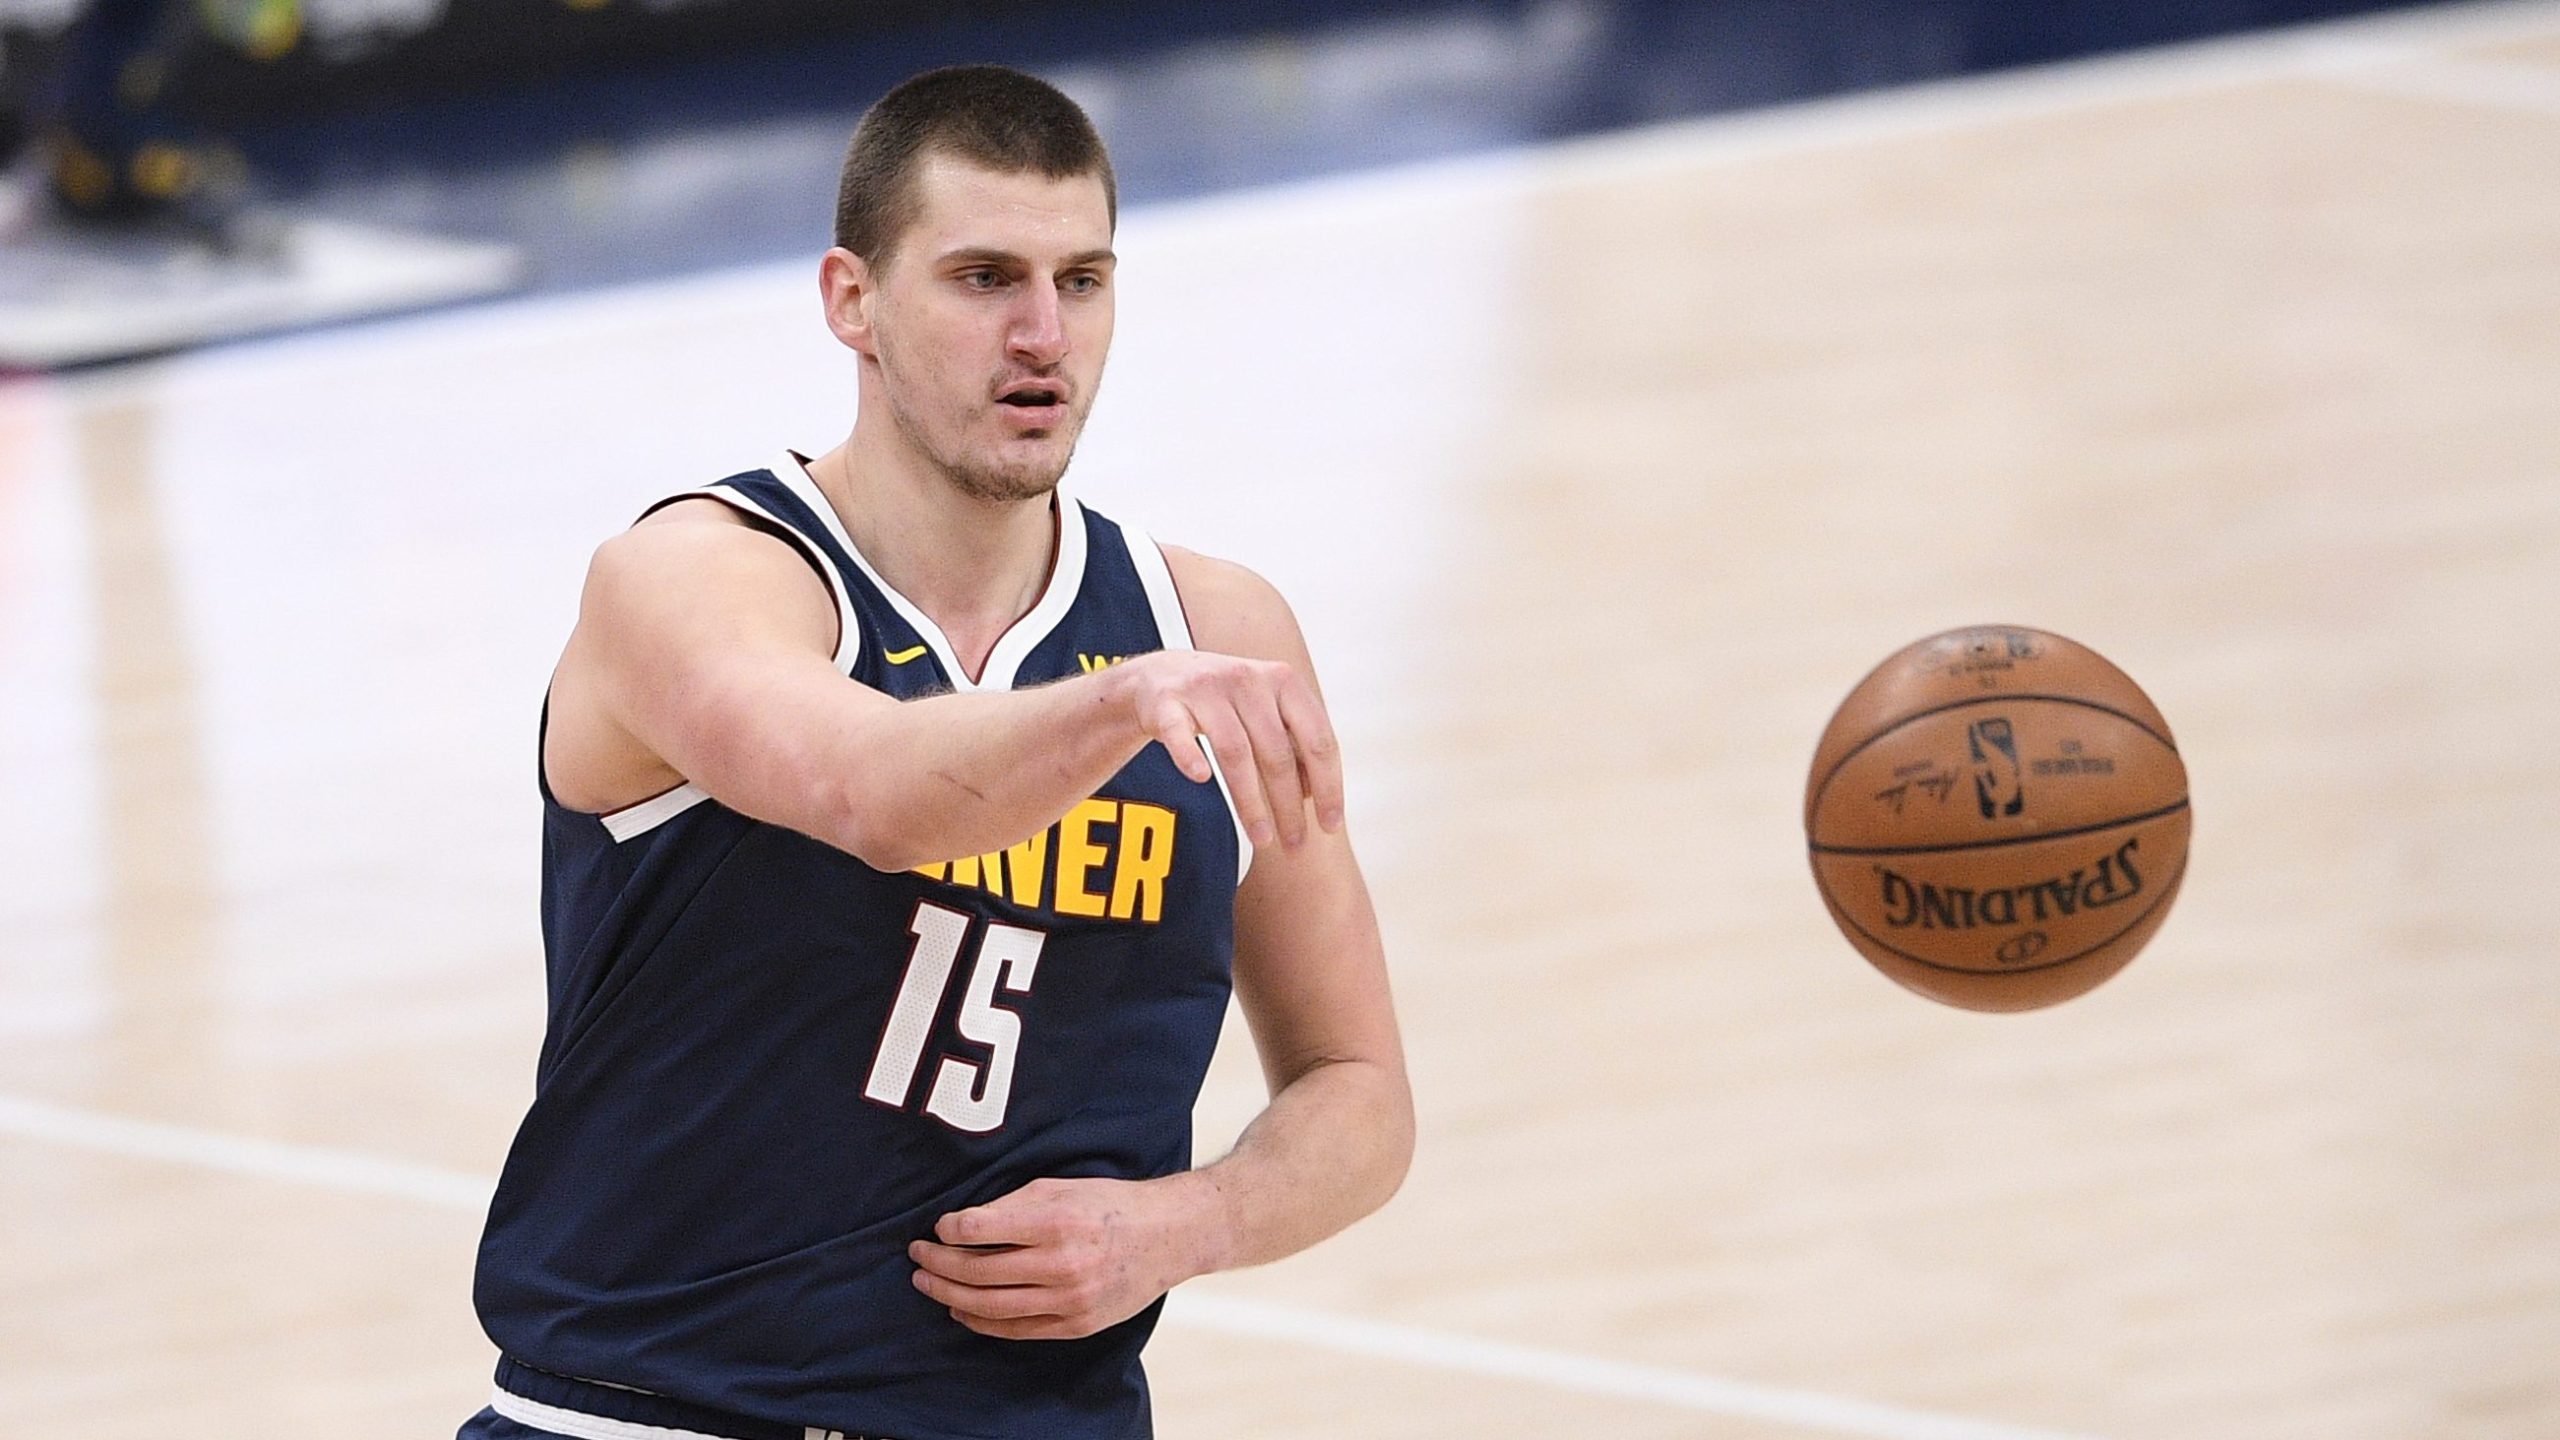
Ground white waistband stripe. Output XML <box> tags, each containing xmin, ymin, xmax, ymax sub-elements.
<box><xmin>490</xmin><ymin>1386</ymin><xmax>744</xmax><ymax>1440</ymax></box>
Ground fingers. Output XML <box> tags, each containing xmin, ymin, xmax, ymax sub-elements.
<box><xmin>933</xmin><ymin>1206</ymin><xmax>992</xmax><ymax>1247</ymax></box>
<box><xmin>1131</xmin><ymin>655</ymin><xmax>1342</xmax><ymax>849</ymax></box>
<box><xmin>1274</xmin><ymin>673</ymin><xmax>1344</xmax><ymax>832</ymax></box>
<box><xmin>1235</xmin><ymin>681</ymin><xmax>1311</xmax><ymax>848</ymax></box>
<box><xmin>910</xmin><ymin>1238</ymin><xmax>1113</xmax><ymax>1339</ymax></box>
<box><xmin>933</xmin><ymin>1175</ymin><xmax>1080</xmax><ymax>1250</ymax></box>
<box><xmin>910</xmin><ymin>1238</ymin><xmax>1041</xmax><ymax>1286</ymax></box>
<box><xmin>1193</xmin><ymin>704</ymin><xmax>1278</xmax><ymax>849</ymax></box>
<box><xmin>948</xmin><ymin>1309</ymin><xmax>1083</xmax><ymax>1341</ymax></box>
<box><xmin>909</xmin><ymin>1264</ymin><xmax>1060</xmax><ymax>1321</ymax></box>
<box><xmin>917</xmin><ymin>1176</ymin><xmax>1180</xmax><ymax>1342</ymax></box>
<box><xmin>934</xmin><ymin>1202</ymin><xmax>1042</xmax><ymax>1250</ymax></box>
<box><xmin>1139</xmin><ymin>694</ymin><xmax>1215</xmax><ymax>784</ymax></box>
<box><xmin>941</xmin><ymin>1169</ymin><xmax>1107</xmax><ymax>1248</ymax></box>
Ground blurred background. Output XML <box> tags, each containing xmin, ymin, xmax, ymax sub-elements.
<box><xmin>5</xmin><ymin>1</ymin><xmax>2558</xmax><ymax>1437</ymax></box>
<box><xmin>0</xmin><ymin>0</ymin><xmax>2476</xmax><ymax>356</ymax></box>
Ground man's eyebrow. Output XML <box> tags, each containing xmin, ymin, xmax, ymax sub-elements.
<box><xmin>937</xmin><ymin>246</ymin><xmax>1117</xmax><ymax>269</ymax></box>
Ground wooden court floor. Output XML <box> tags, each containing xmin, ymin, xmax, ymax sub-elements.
<box><xmin>5</xmin><ymin>4</ymin><xmax>2559</xmax><ymax>1436</ymax></box>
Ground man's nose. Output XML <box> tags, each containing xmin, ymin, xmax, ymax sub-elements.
<box><xmin>1009</xmin><ymin>282</ymin><xmax>1068</xmax><ymax>368</ymax></box>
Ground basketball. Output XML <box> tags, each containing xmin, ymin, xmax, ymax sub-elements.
<box><xmin>1804</xmin><ymin>625</ymin><xmax>2191</xmax><ymax>1012</ymax></box>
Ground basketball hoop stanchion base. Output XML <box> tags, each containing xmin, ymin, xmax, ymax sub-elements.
<box><xmin>0</xmin><ymin>184</ymin><xmax>523</xmax><ymax>369</ymax></box>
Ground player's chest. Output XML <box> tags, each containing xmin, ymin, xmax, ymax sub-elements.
<box><xmin>901</xmin><ymin>741</ymin><xmax>1240</xmax><ymax>932</ymax></box>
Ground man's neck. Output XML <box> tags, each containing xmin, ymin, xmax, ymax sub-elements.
<box><xmin>803</xmin><ymin>433</ymin><xmax>1059</xmax><ymax>685</ymax></box>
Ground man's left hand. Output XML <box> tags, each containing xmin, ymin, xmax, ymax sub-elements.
<box><xmin>912</xmin><ymin>1174</ymin><xmax>1224</xmax><ymax>1340</ymax></box>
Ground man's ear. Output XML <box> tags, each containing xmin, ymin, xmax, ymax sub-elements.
<box><xmin>820</xmin><ymin>246</ymin><xmax>880</xmax><ymax>356</ymax></box>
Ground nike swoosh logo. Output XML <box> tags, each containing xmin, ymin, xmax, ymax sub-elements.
<box><xmin>884</xmin><ymin>644</ymin><xmax>929</xmax><ymax>665</ymax></box>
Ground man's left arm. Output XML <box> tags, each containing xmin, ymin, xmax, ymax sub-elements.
<box><xmin>908</xmin><ymin>549</ymin><xmax>1415</xmax><ymax>1340</ymax></box>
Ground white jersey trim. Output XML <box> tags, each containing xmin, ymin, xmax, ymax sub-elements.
<box><xmin>771</xmin><ymin>450</ymin><xmax>1087</xmax><ymax>694</ymax></box>
<box><xmin>659</xmin><ymin>481</ymin><xmax>863</xmax><ymax>675</ymax></box>
<box><xmin>599</xmin><ymin>782</ymin><xmax>712</xmax><ymax>844</ymax></box>
<box><xmin>489</xmin><ymin>1385</ymin><xmax>749</xmax><ymax>1440</ymax></box>
<box><xmin>1120</xmin><ymin>524</ymin><xmax>1254</xmax><ymax>885</ymax></box>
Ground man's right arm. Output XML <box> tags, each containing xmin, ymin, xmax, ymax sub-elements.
<box><xmin>543</xmin><ymin>504</ymin><xmax>1340</xmax><ymax>872</ymax></box>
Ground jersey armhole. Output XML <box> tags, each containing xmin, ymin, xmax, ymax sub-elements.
<box><xmin>571</xmin><ymin>485</ymin><xmax>865</xmax><ymax>845</ymax></box>
<box><xmin>640</xmin><ymin>486</ymin><xmax>864</xmax><ymax>674</ymax></box>
<box><xmin>1121</xmin><ymin>526</ymin><xmax>1252</xmax><ymax>885</ymax></box>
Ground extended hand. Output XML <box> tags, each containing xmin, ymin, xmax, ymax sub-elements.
<box><xmin>1109</xmin><ymin>649</ymin><xmax>1342</xmax><ymax>851</ymax></box>
<box><xmin>911</xmin><ymin>1174</ymin><xmax>1220</xmax><ymax>1340</ymax></box>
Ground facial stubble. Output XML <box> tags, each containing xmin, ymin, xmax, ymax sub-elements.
<box><xmin>876</xmin><ymin>326</ymin><xmax>1099</xmax><ymax>505</ymax></box>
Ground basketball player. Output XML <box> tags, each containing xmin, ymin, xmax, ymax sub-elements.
<box><xmin>458</xmin><ymin>65</ymin><xmax>1414</xmax><ymax>1440</ymax></box>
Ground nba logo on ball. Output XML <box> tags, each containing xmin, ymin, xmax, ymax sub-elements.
<box><xmin>1804</xmin><ymin>626</ymin><xmax>2192</xmax><ymax>1012</ymax></box>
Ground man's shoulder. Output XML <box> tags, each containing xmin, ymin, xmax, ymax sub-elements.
<box><xmin>1156</xmin><ymin>543</ymin><xmax>1305</xmax><ymax>665</ymax></box>
<box><xmin>583</xmin><ymin>493</ymin><xmax>839</xmax><ymax>646</ymax></box>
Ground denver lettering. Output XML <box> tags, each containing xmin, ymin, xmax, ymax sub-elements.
<box><xmin>1876</xmin><ymin>837</ymin><xmax>2144</xmax><ymax>929</ymax></box>
<box><xmin>912</xmin><ymin>797</ymin><xmax>1177</xmax><ymax>924</ymax></box>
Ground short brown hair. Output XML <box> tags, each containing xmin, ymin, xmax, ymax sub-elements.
<box><xmin>832</xmin><ymin>65</ymin><xmax>1117</xmax><ymax>266</ymax></box>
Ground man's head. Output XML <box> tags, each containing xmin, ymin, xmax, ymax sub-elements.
<box><xmin>833</xmin><ymin>65</ymin><xmax>1116</xmax><ymax>270</ymax></box>
<box><xmin>823</xmin><ymin>67</ymin><xmax>1119</xmax><ymax>505</ymax></box>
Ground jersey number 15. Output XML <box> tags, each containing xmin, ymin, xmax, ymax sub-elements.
<box><xmin>862</xmin><ymin>901</ymin><xmax>1045</xmax><ymax>1133</ymax></box>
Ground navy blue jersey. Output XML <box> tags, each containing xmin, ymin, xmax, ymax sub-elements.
<box><xmin>473</xmin><ymin>453</ymin><xmax>1247</xmax><ymax>1440</ymax></box>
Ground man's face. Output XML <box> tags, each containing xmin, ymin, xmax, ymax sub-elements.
<box><xmin>861</xmin><ymin>153</ymin><xmax>1116</xmax><ymax>503</ymax></box>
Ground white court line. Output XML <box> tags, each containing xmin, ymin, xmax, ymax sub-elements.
<box><xmin>1173</xmin><ymin>1293</ymin><xmax>2100</xmax><ymax>1440</ymax></box>
<box><xmin>0</xmin><ymin>1091</ymin><xmax>495</xmax><ymax>1212</ymax></box>
<box><xmin>0</xmin><ymin>1090</ymin><xmax>2101</xmax><ymax>1440</ymax></box>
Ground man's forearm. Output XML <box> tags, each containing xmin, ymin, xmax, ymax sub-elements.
<box><xmin>821</xmin><ymin>646</ymin><xmax>1324</xmax><ymax>872</ymax></box>
<box><xmin>1178</xmin><ymin>1055</ymin><xmax>1416</xmax><ymax>1278</ymax></box>
<box><xmin>903</xmin><ymin>1049</ymin><xmax>1410</xmax><ymax>1341</ymax></box>
<box><xmin>835</xmin><ymin>666</ymin><xmax>1150</xmax><ymax>871</ymax></box>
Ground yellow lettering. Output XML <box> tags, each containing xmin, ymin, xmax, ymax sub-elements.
<box><xmin>1055</xmin><ymin>798</ymin><xmax>1118</xmax><ymax>917</ymax></box>
<box><xmin>916</xmin><ymin>851</ymin><xmax>1009</xmax><ymax>896</ymax></box>
<box><xmin>1003</xmin><ymin>827</ymin><xmax>1049</xmax><ymax>909</ymax></box>
<box><xmin>1108</xmin><ymin>802</ymin><xmax>1176</xmax><ymax>923</ymax></box>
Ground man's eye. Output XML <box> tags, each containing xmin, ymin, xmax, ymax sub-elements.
<box><xmin>1063</xmin><ymin>274</ymin><xmax>1102</xmax><ymax>295</ymax></box>
<box><xmin>962</xmin><ymin>270</ymin><xmax>1003</xmax><ymax>290</ymax></box>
